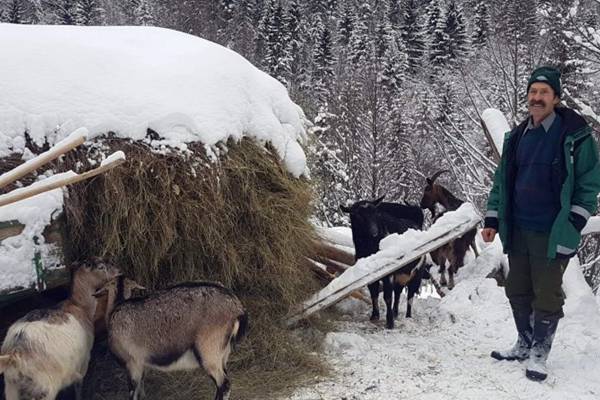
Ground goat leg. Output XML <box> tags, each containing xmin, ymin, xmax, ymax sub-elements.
<box><xmin>428</xmin><ymin>275</ymin><xmax>446</xmax><ymax>298</ymax></box>
<box><xmin>382</xmin><ymin>277</ymin><xmax>395</xmax><ymax>329</ymax></box>
<box><xmin>392</xmin><ymin>283</ymin><xmax>402</xmax><ymax>318</ymax></box>
<box><xmin>367</xmin><ymin>282</ymin><xmax>380</xmax><ymax>321</ymax></box>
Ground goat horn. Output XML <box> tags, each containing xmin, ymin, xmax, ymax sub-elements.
<box><xmin>429</xmin><ymin>169</ymin><xmax>450</xmax><ymax>184</ymax></box>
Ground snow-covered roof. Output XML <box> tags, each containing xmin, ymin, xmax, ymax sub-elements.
<box><xmin>0</xmin><ymin>23</ymin><xmax>308</xmax><ymax>177</ymax></box>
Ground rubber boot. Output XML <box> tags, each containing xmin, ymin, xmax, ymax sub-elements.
<box><xmin>491</xmin><ymin>308</ymin><xmax>532</xmax><ymax>361</ymax></box>
<box><xmin>525</xmin><ymin>316</ymin><xmax>558</xmax><ymax>381</ymax></box>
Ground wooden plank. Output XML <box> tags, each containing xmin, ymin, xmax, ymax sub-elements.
<box><xmin>0</xmin><ymin>152</ymin><xmax>125</xmax><ymax>208</ymax></box>
<box><xmin>287</xmin><ymin>212</ymin><xmax>480</xmax><ymax>326</ymax></box>
<box><xmin>0</xmin><ymin>220</ymin><xmax>25</xmax><ymax>241</ymax></box>
<box><xmin>0</xmin><ymin>128</ymin><xmax>87</xmax><ymax>189</ymax></box>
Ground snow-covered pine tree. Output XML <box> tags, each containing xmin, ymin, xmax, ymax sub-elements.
<box><xmin>349</xmin><ymin>2</ymin><xmax>372</xmax><ymax>65</ymax></box>
<box><xmin>54</xmin><ymin>0</ymin><xmax>78</xmax><ymax>24</ymax></box>
<box><xmin>471</xmin><ymin>0</ymin><xmax>490</xmax><ymax>48</ymax></box>
<box><xmin>337</xmin><ymin>1</ymin><xmax>354</xmax><ymax>48</ymax></box>
<box><xmin>134</xmin><ymin>0</ymin><xmax>154</xmax><ymax>26</ymax></box>
<box><xmin>3</xmin><ymin>0</ymin><xmax>29</xmax><ymax>23</ymax></box>
<box><xmin>444</xmin><ymin>0</ymin><xmax>469</xmax><ymax>61</ymax></box>
<box><xmin>313</xmin><ymin>21</ymin><xmax>336</xmax><ymax>103</ymax></box>
<box><xmin>429</xmin><ymin>3</ymin><xmax>449</xmax><ymax>67</ymax></box>
<box><xmin>425</xmin><ymin>0</ymin><xmax>441</xmax><ymax>37</ymax></box>
<box><xmin>284</xmin><ymin>0</ymin><xmax>308</xmax><ymax>95</ymax></box>
<box><xmin>308</xmin><ymin>107</ymin><xmax>352</xmax><ymax>226</ymax></box>
<box><xmin>75</xmin><ymin>0</ymin><xmax>104</xmax><ymax>25</ymax></box>
<box><xmin>226</xmin><ymin>0</ymin><xmax>259</xmax><ymax>61</ymax></box>
<box><xmin>400</xmin><ymin>0</ymin><xmax>426</xmax><ymax>74</ymax></box>
<box><xmin>262</xmin><ymin>0</ymin><xmax>291</xmax><ymax>85</ymax></box>
<box><xmin>386</xmin><ymin>0</ymin><xmax>402</xmax><ymax>31</ymax></box>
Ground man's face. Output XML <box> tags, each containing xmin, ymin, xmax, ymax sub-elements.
<box><xmin>528</xmin><ymin>82</ymin><xmax>559</xmax><ymax>122</ymax></box>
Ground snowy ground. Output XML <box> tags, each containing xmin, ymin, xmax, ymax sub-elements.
<box><xmin>287</xmin><ymin>236</ymin><xmax>600</xmax><ymax>400</ymax></box>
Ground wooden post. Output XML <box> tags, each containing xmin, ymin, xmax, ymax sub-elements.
<box><xmin>0</xmin><ymin>153</ymin><xmax>125</xmax><ymax>208</ymax></box>
<box><xmin>480</xmin><ymin>118</ymin><xmax>501</xmax><ymax>164</ymax></box>
<box><xmin>0</xmin><ymin>128</ymin><xmax>87</xmax><ymax>189</ymax></box>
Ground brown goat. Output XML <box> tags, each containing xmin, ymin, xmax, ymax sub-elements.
<box><xmin>420</xmin><ymin>170</ymin><xmax>479</xmax><ymax>289</ymax></box>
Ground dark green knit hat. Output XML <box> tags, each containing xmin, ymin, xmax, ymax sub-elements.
<box><xmin>527</xmin><ymin>66</ymin><xmax>561</xmax><ymax>97</ymax></box>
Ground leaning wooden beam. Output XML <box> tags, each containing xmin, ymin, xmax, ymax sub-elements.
<box><xmin>306</xmin><ymin>259</ymin><xmax>369</xmax><ymax>304</ymax></box>
<box><xmin>287</xmin><ymin>207</ymin><xmax>481</xmax><ymax>326</ymax></box>
<box><xmin>0</xmin><ymin>151</ymin><xmax>126</xmax><ymax>208</ymax></box>
<box><xmin>310</xmin><ymin>254</ymin><xmax>350</xmax><ymax>275</ymax></box>
<box><xmin>0</xmin><ymin>128</ymin><xmax>88</xmax><ymax>189</ymax></box>
<box><xmin>312</xmin><ymin>240</ymin><xmax>355</xmax><ymax>266</ymax></box>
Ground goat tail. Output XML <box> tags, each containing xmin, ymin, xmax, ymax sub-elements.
<box><xmin>232</xmin><ymin>311</ymin><xmax>249</xmax><ymax>345</ymax></box>
<box><xmin>0</xmin><ymin>353</ymin><xmax>14</xmax><ymax>375</ymax></box>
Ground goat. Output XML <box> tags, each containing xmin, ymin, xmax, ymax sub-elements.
<box><xmin>0</xmin><ymin>258</ymin><xmax>121</xmax><ymax>400</ymax></box>
<box><xmin>93</xmin><ymin>276</ymin><xmax>146</xmax><ymax>333</ymax></box>
<box><xmin>420</xmin><ymin>170</ymin><xmax>479</xmax><ymax>290</ymax></box>
<box><xmin>341</xmin><ymin>196</ymin><xmax>430</xmax><ymax>329</ymax></box>
<box><xmin>104</xmin><ymin>281</ymin><xmax>248</xmax><ymax>400</ymax></box>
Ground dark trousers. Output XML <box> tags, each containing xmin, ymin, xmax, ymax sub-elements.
<box><xmin>506</xmin><ymin>227</ymin><xmax>569</xmax><ymax>319</ymax></box>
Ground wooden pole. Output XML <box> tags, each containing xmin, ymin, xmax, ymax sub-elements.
<box><xmin>0</xmin><ymin>128</ymin><xmax>87</xmax><ymax>189</ymax></box>
<box><xmin>0</xmin><ymin>154</ymin><xmax>125</xmax><ymax>208</ymax></box>
<box><xmin>480</xmin><ymin>118</ymin><xmax>501</xmax><ymax>164</ymax></box>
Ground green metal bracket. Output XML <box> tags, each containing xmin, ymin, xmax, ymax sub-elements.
<box><xmin>33</xmin><ymin>235</ymin><xmax>46</xmax><ymax>291</ymax></box>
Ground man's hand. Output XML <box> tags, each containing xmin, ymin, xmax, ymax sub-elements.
<box><xmin>481</xmin><ymin>228</ymin><xmax>497</xmax><ymax>243</ymax></box>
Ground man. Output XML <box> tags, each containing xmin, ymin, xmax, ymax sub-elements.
<box><xmin>481</xmin><ymin>66</ymin><xmax>600</xmax><ymax>381</ymax></box>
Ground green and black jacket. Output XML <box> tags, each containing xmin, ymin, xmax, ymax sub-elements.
<box><xmin>484</xmin><ymin>107</ymin><xmax>600</xmax><ymax>259</ymax></box>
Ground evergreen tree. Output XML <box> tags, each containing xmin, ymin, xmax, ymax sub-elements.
<box><xmin>308</xmin><ymin>108</ymin><xmax>352</xmax><ymax>226</ymax></box>
<box><xmin>75</xmin><ymin>0</ymin><xmax>104</xmax><ymax>25</ymax></box>
<box><xmin>337</xmin><ymin>1</ymin><xmax>354</xmax><ymax>47</ymax></box>
<box><xmin>386</xmin><ymin>0</ymin><xmax>402</xmax><ymax>30</ymax></box>
<box><xmin>400</xmin><ymin>0</ymin><xmax>426</xmax><ymax>73</ymax></box>
<box><xmin>349</xmin><ymin>2</ymin><xmax>371</xmax><ymax>65</ymax></box>
<box><xmin>472</xmin><ymin>1</ymin><xmax>489</xmax><ymax>47</ymax></box>
<box><xmin>134</xmin><ymin>0</ymin><xmax>154</xmax><ymax>26</ymax></box>
<box><xmin>425</xmin><ymin>0</ymin><xmax>441</xmax><ymax>37</ymax></box>
<box><xmin>228</xmin><ymin>0</ymin><xmax>259</xmax><ymax>60</ymax></box>
<box><xmin>263</xmin><ymin>0</ymin><xmax>291</xmax><ymax>85</ymax></box>
<box><xmin>55</xmin><ymin>0</ymin><xmax>78</xmax><ymax>24</ymax></box>
<box><xmin>313</xmin><ymin>22</ymin><xmax>336</xmax><ymax>102</ymax></box>
<box><xmin>5</xmin><ymin>0</ymin><xmax>28</xmax><ymax>23</ymax></box>
<box><xmin>429</xmin><ymin>4</ymin><xmax>449</xmax><ymax>66</ymax></box>
<box><xmin>444</xmin><ymin>0</ymin><xmax>469</xmax><ymax>60</ymax></box>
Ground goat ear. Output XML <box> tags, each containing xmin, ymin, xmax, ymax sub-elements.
<box><xmin>340</xmin><ymin>204</ymin><xmax>351</xmax><ymax>213</ymax></box>
<box><xmin>373</xmin><ymin>195</ymin><xmax>385</xmax><ymax>205</ymax></box>
<box><xmin>0</xmin><ymin>355</ymin><xmax>13</xmax><ymax>373</ymax></box>
<box><xmin>93</xmin><ymin>287</ymin><xmax>108</xmax><ymax>298</ymax></box>
<box><xmin>125</xmin><ymin>278</ymin><xmax>146</xmax><ymax>291</ymax></box>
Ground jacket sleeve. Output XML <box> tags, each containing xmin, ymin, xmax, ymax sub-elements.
<box><xmin>484</xmin><ymin>161</ymin><xmax>503</xmax><ymax>231</ymax></box>
<box><xmin>569</xmin><ymin>134</ymin><xmax>600</xmax><ymax>232</ymax></box>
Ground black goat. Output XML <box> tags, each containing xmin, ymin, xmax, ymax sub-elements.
<box><xmin>340</xmin><ymin>196</ymin><xmax>429</xmax><ymax>329</ymax></box>
<box><xmin>420</xmin><ymin>170</ymin><xmax>478</xmax><ymax>289</ymax></box>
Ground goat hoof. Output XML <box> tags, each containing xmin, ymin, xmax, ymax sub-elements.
<box><xmin>385</xmin><ymin>321</ymin><xmax>394</xmax><ymax>329</ymax></box>
<box><xmin>370</xmin><ymin>313</ymin><xmax>380</xmax><ymax>321</ymax></box>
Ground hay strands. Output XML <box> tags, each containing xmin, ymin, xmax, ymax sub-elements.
<box><xmin>0</xmin><ymin>129</ymin><xmax>126</xmax><ymax>208</ymax></box>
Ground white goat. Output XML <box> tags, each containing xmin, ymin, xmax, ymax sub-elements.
<box><xmin>103</xmin><ymin>281</ymin><xmax>248</xmax><ymax>400</ymax></box>
<box><xmin>0</xmin><ymin>259</ymin><xmax>121</xmax><ymax>400</ymax></box>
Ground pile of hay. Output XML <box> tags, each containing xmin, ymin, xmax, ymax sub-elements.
<box><xmin>58</xmin><ymin>136</ymin><xmax>326</xmax><ymax>399</ymax></box>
